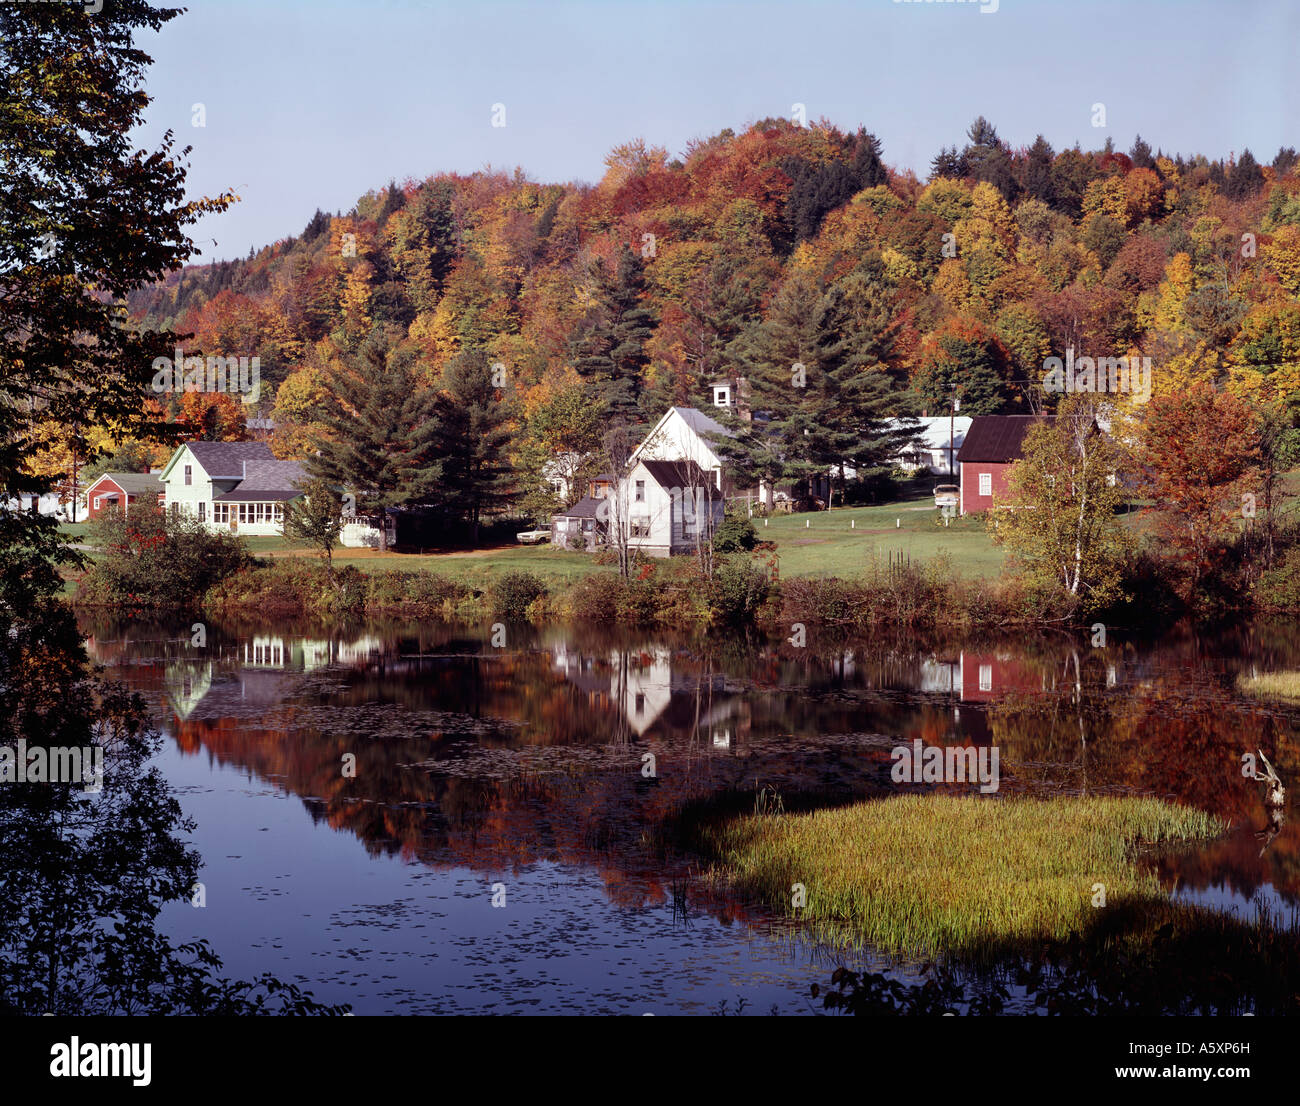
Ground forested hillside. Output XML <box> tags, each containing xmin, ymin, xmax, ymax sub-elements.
<box><xmin>106</xmin><ymin>116</ymin><xmax>1300</xmax><ymax>510</ymax></box>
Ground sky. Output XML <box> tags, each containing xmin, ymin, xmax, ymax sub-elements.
<box><xmin>135</xmin><ymin>0</ymin><xmax>1300</xmax><ymax>262</ymax></box>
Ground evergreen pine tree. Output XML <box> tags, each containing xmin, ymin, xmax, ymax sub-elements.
<box><xmin>429</xmin><ymin>349</ymin><xmax>515</xmax><ymax>543</ymax></box>
<box><xmin>307</xmin><ymin>332</ymin><xmax>441</xmax><ymax>550</ymax></box>
<box><xmin>570</xmin><ymin>246</ymin><xmax>655</xmax><ymax>422</ymax></box>
<box><xmin>1023</xmin><ymin>136</ymin><xmax>1057</xmax><ymax>205</ymax></box>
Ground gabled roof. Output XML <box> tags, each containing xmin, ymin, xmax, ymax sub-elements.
<box><xmin>161</xmin><ymin>441</ymin><xmax>275</xmax><ymax>480</ymax></box>
<box><xmin>630</xmin><ymin>406</ymin><xmax>733</xmax><ymax>465</ymax></box>
<box><xmin>672</xmin><ymin>406</ymin><xmax>731</xmax><ymax>438</ymax></box>
<box><xmin>636</xmin><ymin>459</ymin><xmax>722</xmax><ymax>496</ymax></box>
<box><xmin>957</xmin><ymin>416</ymin><xmax>1052</xmax><ymax>464</ymax></box>
<box><xmin>87</xmin><ymin>472</ymin><xmax>162</xmax><ymax>497</ymax></box>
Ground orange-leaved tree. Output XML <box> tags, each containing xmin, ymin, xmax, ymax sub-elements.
<box><xmin>1140</xmin><ymin>380</ymin><xmax>1261</xmax><ymax>601</ymax></box>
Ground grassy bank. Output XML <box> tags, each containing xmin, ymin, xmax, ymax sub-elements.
<box><xmin>1237</xmin><ymin>670</ymin><xmax>1300</xmax><ymax>702</ymax></box>
<box><xmin>690</xmin><ymin>794</ymin><xmax>1223</xmax><ymax>961</ymax></box>
<box><xmin>119</xmin><ymin>494</ymin><xmax>1006</xmax><ymax>583</ymax></box>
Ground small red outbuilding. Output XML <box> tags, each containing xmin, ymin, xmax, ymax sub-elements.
<box><xmin>85</xmin><ymin>472</ymin><xmax>164</xmax><ymax>519</ymax></box>
<box><xmin>956</xmin><ymin>415</ymin><xmax>1052</xmax><ymax>514</ymax></box>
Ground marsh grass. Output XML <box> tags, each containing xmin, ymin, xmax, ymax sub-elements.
<box><xmin>692</xmin><ymin>794</ymin><xmax>1223</xmax><ymax>962</ymax></box>
<box><xmin>1236</xmin><ymin>669</ymin><xmax>1300</xmax><ymax>702</ymax></box>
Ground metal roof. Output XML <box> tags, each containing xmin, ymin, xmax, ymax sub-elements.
<box><xmin>956</xmin><ymin>416</ymin><xmax>1052</xmax><ymax>464</ymax></box>
<box><xmin>638</xmin><ymin>459</ymin><xmax>722</xmax><ymax>495</ymax></box>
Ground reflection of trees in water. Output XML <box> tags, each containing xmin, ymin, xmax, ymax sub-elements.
<box><xmin>0</xmin><ymin>605</ymin><xmax>346</xmax><ymax>1015</ymax></box>
<box><xmin>989</xmin><ymin>642</ymin><xmax>1298</xmax><ymax>901</ymax></box>
<box><xmin>85</xmin><ymin>612</ymin><xmax>1300</xmax><ymax>920</ymax></box>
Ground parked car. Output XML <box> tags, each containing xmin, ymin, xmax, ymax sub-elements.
<box><xmin>516</xmin><ymin>529</ymin><xmax>550</xmax><ymax>544</ymax></box>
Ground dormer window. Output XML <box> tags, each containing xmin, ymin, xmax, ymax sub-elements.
<box><xmin>712</xmin><ymin>384</ymin><xmax>731</xmax><ymax>408</ymax></box>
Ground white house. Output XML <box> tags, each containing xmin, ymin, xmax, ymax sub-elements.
<box><xmin>159</xmin><ymin>440</ymin><xmax>396</xmax><ymax>545</ymax></box>
<box><xmin>888</xmin><ymin>416</ymin><xmax>972</xmax><ymax>476</ymax></box>
<box><xmin>159</xmin><ymin>441</ymin><xmax>306</xmax><ymax>536</ymax></box>
<box><xmin>623</xmin><ymin>458</ymin><xmax>724</xmax><ymax>558</ymax></box>
<box><xmin>2</xmin><ymin>491</ymin><xmax>74</xmax><ymax>519</ymax></box>
<box><xmin>630</xmin><ymin>406</ymin><xmax>731</xmax><ymax>490</ymax></box>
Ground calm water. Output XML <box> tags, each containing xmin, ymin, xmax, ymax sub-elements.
<box><xmin>78</xmin><ymin>613</ymin><xmax>1300</xmax><ymax>1014</ymax></box>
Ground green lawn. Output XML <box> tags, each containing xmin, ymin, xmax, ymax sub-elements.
<box><xmin>232</xmin><ymin>494</ymin><xmax>1003</xmax><ymax>582</ymax></box>
<box><xmin>62</xmin><ymin>495</ymin><xmax>1005</xmax><ymax>583</ymax></box>
<box><xmin>249</xmin><ymin>537</ymin><xmax>613</xmax><ymax>583</ymax></box>
<box><xmin>57</xmin><ymin>522</ymin><xmax>94</xmax><ymax>542</ymax></box>
<box><xmin>753</xmin><ymin>498</ymin><xmax>1003</xmax><ymax>579</ymax></box>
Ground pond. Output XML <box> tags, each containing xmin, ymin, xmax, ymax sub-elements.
<box><xmin>77</xmin><ymin>612</ymin><xmax>1300</xmax><ymax>1014</ymax></box>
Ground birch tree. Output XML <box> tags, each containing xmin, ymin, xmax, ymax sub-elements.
<box><xmin>988</xmin><ymin>395</ymin><xmax>1130</xmax><ymax>614</ymax></box>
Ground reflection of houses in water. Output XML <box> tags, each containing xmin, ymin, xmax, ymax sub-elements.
<box><xmin>242</xmin><ymin>635</ymin><xmax>382</xmax><ymax>671</ymax></box>
<box><xmin>551</xmin><ymin>644</ymin><xmax>739</xmax><ymax>741</ymax></box>
<box><xmin>920</xmin><ymin>658</ymin><xmax>960</xmax><ymax>694</ymax></box>
<box><xmin>960</xmin><ymin>652</ymin><xmax>1050</xmax><ymax>702</ymax></box>
<box><xmin>917</xmin><ymin>654</ymin><xmax>1041</xmax><ymax>701</ymax></box>
<box><xmin>164</xmin><ymin>660</ymin><xmax>303</xmax><ymax>722</ymax></box>
<box><xmin>164</xmin><ymin>633</ymin><xmax>386</xmax><ymax>720</ymax></box>
<box><xmin>164</xmin><ymin>660</ymin><xmax>214</xmax><ymax>720</ymax></box>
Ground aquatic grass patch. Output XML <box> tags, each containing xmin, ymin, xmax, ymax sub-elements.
<box><xmin>693</xmin><ymin>794</ymin><xmax>1223</xmax><ymax>960</ymax></box>
<box><xmin>1236</xmin><ymin>669</ymin><xmax>1300</xmax><ymax>702</ymax></box>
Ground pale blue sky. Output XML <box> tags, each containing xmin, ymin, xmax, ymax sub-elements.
<box><xmin>136</xmin><ymin>0</ymin><xmax>1300</xmax><ymax>261</ymax></box>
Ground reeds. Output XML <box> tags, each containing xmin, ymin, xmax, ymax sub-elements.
<box><xmin>695</xmin><ymin>794</ymin><xmax>1223</xmax><ymax>961</ymax></box>
<box><xmin>1236</xmin><ymin>669</ymin><xmax>1300</xmax><ymax>702</ymax></box>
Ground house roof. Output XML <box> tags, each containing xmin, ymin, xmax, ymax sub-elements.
<box><xmin>630</xmin><ymin>406</ymin><xmax>734</xmax><ymax>466</ymax></box>
<box><xmin>637</xmin><ymin>459</ymin><xmax>722</xmax><ymax>496</ymax></box>
<box><xmin>233</xmin><ymin>459</ymin><xmax>307</xmax><ymax>491</ymax></box>
<box><xmin>89</xmin><ymin>472</ymin><xmax>162</xmax><ymax>497</ymax></box>
<box><xmin>672</xmin><ymin>406</ymin><xmax>731</xmax><ymax>439</ymax></box>
<box><xmin>169</xmin><ymin>441</ymin><xmax>275</xmax><ymax>479</ymax></box>
<box><xmin>215</xmin><ymin>488</ymin><xmax>303</xmax><ymax>503</ymax></box>
<box><xmin>957</xmin><ymin>416</ymin><xmax>1052</xmax><ymax>464</ymax></box>
<box><xmin>554</xmin><ymin>494</ymin><xmax>605</xmax><ymax>519</ymax></box>
<box><xmin>887</xmin><ymin>416</ymin><xmax>974</xmax><ymax>452</ymax></box>
<box><xmin>213</xmin><ymin>459</ymin><xmax>308</xmax><ymax>502</ymax></box>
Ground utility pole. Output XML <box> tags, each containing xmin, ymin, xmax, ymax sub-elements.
<box><xmin>948</xmin><ymin>386</ymin><xmax>957</xmax><ymax>477</ymax></box>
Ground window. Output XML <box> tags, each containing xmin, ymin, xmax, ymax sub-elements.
<box><xmin>712</xmin><ymin>385</ymin><xmax>731</xmax><ymax>408</ymax></box>
<box><xmin>635</xmin><ymin>693</ymin><xmax>645</xmax><ymax>715</ymax></box>
<box><xmin>635</xmin><ymin>480</ymin><xmax>645</xmax><ymax>502</ymax></box>
<box><xmin>184</xmin><ymin>465</ymin><xmax>192</xmax><ymax>486</ymax></box>
<box><xmin>214</xmin><ymin>503</ymin><xmax>228</xmax><ymax>524</ymax></box>
<box><xmin>979</xmin><ymin>664</ymin><xmax>993</xmax><ymax>692</ymax></box>
<box><xmin>197</xmin><ymin>501</ymin><xmax>205</xmax><ymax>522</ymax></box>
<box><xmin>978</xmin><ymin>472</ymin><xmax>992</xmax><ymax>497</ymax></box>
<box><xmin>93</xmin><ymin>497</ymin><xmax>101</xmax><ymax>510</ymax></box>
<box><xmin>630</xmin><ymin>520</ymin><xmax>650</xmax><ymax>538</ymax></box>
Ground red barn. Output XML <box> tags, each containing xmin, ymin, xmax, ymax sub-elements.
<box><xmin>956</xmin><ymin>415</ymin><xmax>1051</xmax><ymax>514</ymax></box>
<box><xmin>85</xmin><ymin>472</ymin><xmax>163</xmax><ymax>519</ymax></box>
